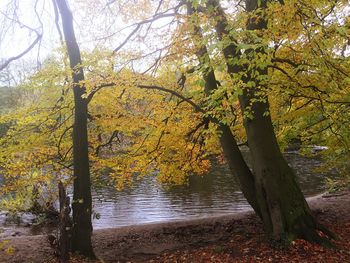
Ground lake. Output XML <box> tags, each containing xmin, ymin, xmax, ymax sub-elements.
<box><xmin>0</xmin><ymin>150</ymin><xmax>333</xmax><ymax>236</ymax></box>
<box><xmin>91</xmin><ymin>151</ymin><xmax>329</xmax><ymax>229</ymax></box>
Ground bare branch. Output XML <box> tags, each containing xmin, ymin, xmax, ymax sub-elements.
<box><xmin>52</xmin><ymin>0</ymin><xmax>64</xmax><ymax>45</ymax></box>
<box><xmin>95</xmin><ymin>131</ymin><xmax>120</xmax><ymax>155</ymax></box>
<box><xmin>0</xmin><ymin>31</ymin><xmax>42</xmax><ymax>71</ymax></box>
<box><xmin>136</xmin><ymin>84</ymin><xmax>204</xmax><ymax>113</ymax></box>
<box><xmin>86</xmin><ymin>82</ymin><xmax>116</xmax><ymax>103</ymax></box>
<box><xmin>57</xmin><ymin>125</ymin><xmax>73</xmax><ymax>160</ymax></box>
<box><xmin>112</xmin><ymin>11</ymin><xmax>178</xmax><ymax>54</ymax></box>
<box><xmin>0</xmin><ymin>9</ymin><xmax>42</xmax><ymax>71</ymax></box>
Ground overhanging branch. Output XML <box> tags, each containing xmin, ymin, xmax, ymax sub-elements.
<box><xmin>136</xmin><ymin>84</ymin><xmax>204</xmax><ymax>113</ymax></box>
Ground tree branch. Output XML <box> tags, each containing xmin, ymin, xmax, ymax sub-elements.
<box><xmin>136</xmin><ymin>84</ymin><xmax>205</xmax><ymax>113</ymax></box>
<box><xmin>112</xmin><ymin>3</ymin><xmax>183</xmax><ymax>54</ymax></box>
<box><xmin>0</xmin><ymin>28</ymin><xmax>42</xmax><ymax>71</ymax></box>
<box><xmin>95</xmin><ymin>131</ymin><xmax>120</xmax><ymax>155</ymax></box>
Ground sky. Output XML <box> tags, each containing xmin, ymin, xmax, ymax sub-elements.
<box><xmin>1</xmin><ymin>0</ymin><xmax>349</xmax><ymax>86</ymax></box>
<box><xmin>0</xmin><ymin>0</ymin><xmax>178</xmax><ymax>84</ymax></box>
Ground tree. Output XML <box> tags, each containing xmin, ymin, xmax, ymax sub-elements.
<box><xmin>201</xmin><ymin>0</ymin><xmax>336</xmax><ymax>244</ymax></box>
<box><xmin>239</xmin><ymin>0</ymin><xmax>328</xmax><ymax>243</ymax></box>
<box><xmin>185</xmin><ymin>1</ymin><xmax>261</xmax><ymax>215</ymax></box>
<box><xmin>54</xmin><ymin>0</ymin><xmax>94</xmax><ymax>257</ymax></box>
<box><xmin>158</xmin><ymin>0</ymin><xmax>344</xmax><ymax>245</ymax></box>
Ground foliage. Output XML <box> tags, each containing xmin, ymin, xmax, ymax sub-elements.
<box><xmin>0</xmin><ymin>240</ymin><xmax>15</xmax><ymax>256</ymax></box>
<box><xmin>0</xmin><ymin>48</ymin><xmax>215</xmax><ymax>207</ymax></box>
<box><xmin>264</xmin><ymin>0</ymin><xmax>350</xmax><ymax>176</ymax></box>
<box><xmin>0</xmin><ymin>0</ymin><xmax>349</xmax><ymax>211</ymax></box>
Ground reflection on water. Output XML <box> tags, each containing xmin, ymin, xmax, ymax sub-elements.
<box><xmin>0</xmin><ymin>151</ymin><xmax>333</xmax><ymax>235</ymax></box>
<box><xmin>91</xmin><ymin>152</ymin><xmax>330</xmax><ymax>229</ymax></box>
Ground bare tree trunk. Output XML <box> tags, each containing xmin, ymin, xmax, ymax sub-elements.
<box><xmin>55</xmin><ymin>0</ymin><xmax>95</xmax><ymax>257</ymax></box>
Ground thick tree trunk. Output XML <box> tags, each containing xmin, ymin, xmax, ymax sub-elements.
<box><xmin>55</xmin><ymin>0</ymin><xmax>95</xmax><ymax>257</ymax></box>
<box><xmin>208</xmin><ymin>0</ymin><xmax>334</xmax><ymax>244</ymax></box>
<box><xmin>243</xmin><ymin>0</ymin><xmax>334</xmax><ymax>244</ymax></box>
<box><xmin>186</xmin><ymin>2</ymin><xmax>261</xmax><ymax>216</ymax></box>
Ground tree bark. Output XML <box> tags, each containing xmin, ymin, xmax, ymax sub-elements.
<box><xmin>186</xmin><ymin>2</ymin><xmax>261</xmax><ymax>216</ymax></box>
<box><xmin>55</xmin><ymin>0</ymin><xmax>95</xmax><ymax>257</ymax></box>
<box><xmin>58</xmin><ymin>182</ymin><xmax>71</xmax><ymax>262</ymax></box>
<box><xmin>208</xmin><ymin>0</ymin><xmax>334</xmax><ymax>244</ymax></box>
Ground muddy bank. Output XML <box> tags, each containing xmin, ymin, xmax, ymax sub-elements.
<box><xmin>0</xmin><ymin>190</ymin><xmax>349</xmax><ymax>263</ymax></box>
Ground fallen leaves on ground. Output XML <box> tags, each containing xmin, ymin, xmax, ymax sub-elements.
<box><xmin>50</xmin><ymin>216</ymin><xmax>350</xmax><ymax>263</ymax></box>
<box><xmin>147</xmin><ymin>217</ymin><xmax>350</xmax><ymax>263</ymax></box>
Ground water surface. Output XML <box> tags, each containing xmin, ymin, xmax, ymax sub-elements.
<box><xmin>0</xmin><ymin>151</ymin><xmax>332</xmax><ymax>236</ymax></box>
<box><xmin>91</xmin><ymin>152</ymin><xmax>329</xmax><ymax>229</ymax></box>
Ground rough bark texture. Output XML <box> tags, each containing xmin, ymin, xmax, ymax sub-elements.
<box><xmin>243</xmin><ymin>0</ymin><xmax>333</xmax><ymax>244</ymax></box>
<box><xmin>186</xmin><ymin>2</ymin><xmax>261</xmax><ymax>216</ymax></box>
<box><xmin>207</xmin><ymin>0</ymin><xmax>334</xmax><ymax>244</ymax></box>
<box><xmin>58</xmin><ymin>182</ymin><xmax>71</xmax><ymax>262</ymax></box>
<box><xmin>55</xmin><ymin>0</ymin><xmax>95</xmax><ymax>257</ymax></box>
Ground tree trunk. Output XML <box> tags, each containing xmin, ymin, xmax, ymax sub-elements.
<box><xmin>208</xmin><ymin>0</ymin><xmax>334</xmax><ymax>244</ymax></box>
<box><xmin>186</xmin><ymin>2</ymin><xmax>261</xmax><ymax>216</ymax></box>
<box><xmin>58</xmin><ymin>182</ymin><xmax>71</xmax><ymax>262</ymax></box>
<box><xmin>55</xmin><ymin>0</ymin><xmax>95</xmax><ymax>257</ymax></box>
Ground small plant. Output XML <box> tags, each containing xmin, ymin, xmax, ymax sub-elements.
<box><xmin>326</xmin><ymin>176</ymin><xmax>350</xmax><ymax>193</ymax></box>
<box><xmin>213</xmin><ymin>245</ymin><xmax>226</xmax><ymax>253</ymax></box>
<box><xmin>0</xmin><ymin>240</ymin><xmax>15</xmax><ymax>255</ymax></box>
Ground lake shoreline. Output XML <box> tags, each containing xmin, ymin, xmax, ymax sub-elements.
<box><xmin>0</xmin><ymin>189</ymin><xmax>349</xmax><ymax>262</ymax></box>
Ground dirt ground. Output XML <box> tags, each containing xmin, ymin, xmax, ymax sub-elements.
<box><xmin>0</xmin><ymin>190</ymin><xmax>349</xmax><ymax>263</ymax></box>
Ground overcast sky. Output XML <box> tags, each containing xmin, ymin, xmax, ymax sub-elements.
<box><xmin>0</xmin><ymin>0</ymin><xmax>178</xmax><ymax>79</ymax></box>
<box><xmin>1</xmin><ymin>0</ymin><xmax>349</xmax><ymax>85</ymax></box>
